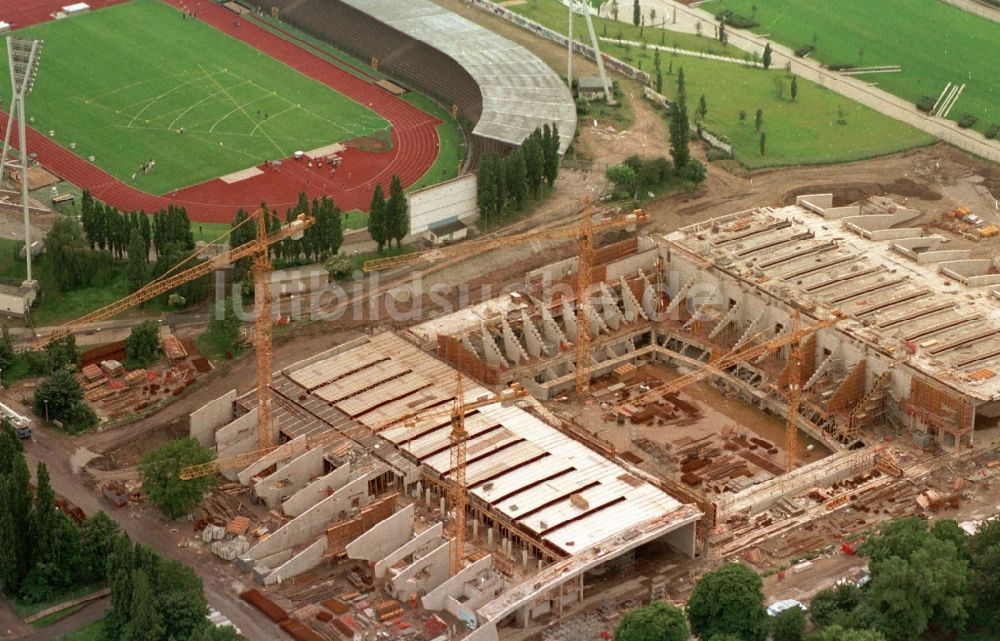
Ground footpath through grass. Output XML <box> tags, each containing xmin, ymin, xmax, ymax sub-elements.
<box><xmin>700</xmin><ymin>0</ymin><xmax>1000</xmax><ymax>135</ymax></box>
<box><xmin>0</xmin><ymin>0</ymin><xmax>388</xmax><ymax>194</ymax></box>
<box><xmin>508</xmin><ymin>0</ymin><xmax>934</xmax><ymax>168</ymax></box>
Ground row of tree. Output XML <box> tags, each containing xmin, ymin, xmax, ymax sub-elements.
<box><xmin>0</xmin><ymin>425</ymin><xmax>237</xmax><ymax>639</ymax></box>
<box><xmin>475</xmin><ymin>124</ymin><xmax>561</xmax><ymax>225</ymax></box>
<box><xmin>80</xmin><ymin>192</ymin><xmax>194</xmax><ymax>260</ymax></box>
<box><xmin>367</xmin><ymin>175</ymin><xmax>409</xmax><ymax>252</ymax></box>
<box><xmin>229</xmin><ymin>193</ymin><xmax>345</xmax><ymax>283</ymax></box>
<box><xmin>615</xmin><ymin>515</ymin><xmax>1000</xmax><ymax>641</ymax></box>
<box><xmin>0</xmin><ymin>425</ymin><xmax>115</xmax><ymax>601</ymax></box>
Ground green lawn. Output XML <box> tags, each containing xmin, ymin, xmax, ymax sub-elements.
<box><xmin>0</xmin><ymin>0</ymin><xmax>388</xmax><ymax>194</ymax></box>
<box><xmin>0</xmin><ymin>237</ymin><xmax>161</xmax><ymax>326</ymax></box>
<box><xmin>56</xmin><ymin>617</ymin><xmax>105</xmax><ymax>641</ymax></box>
<box><xmin>508</xmin><ymin>0</ymin><xmax>935</xmax><ymax>168</ymax></box>
<box><xmin>4</xmin><ymin>584</ymin><xmax>104</xmax><ymax>620</ymax></box>
<box><xmin>31</xmin><ymin>604</ymin><xmax>86</xmax><ymax>628</ymax></box>
<box><xmin>700</xmin><ymin>0</ymin><xmax>1000</xmax><ymax>134</ymax></box>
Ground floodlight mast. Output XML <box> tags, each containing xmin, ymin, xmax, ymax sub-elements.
<box><xmin>566</xmin><ymin>0</ymin><xmax>613</xmax><ymax>104</ymax></box>
<box><xmin>0</xmin><ymin>37</ymin><xmax>43</xmax><ymax>288</ymax></box>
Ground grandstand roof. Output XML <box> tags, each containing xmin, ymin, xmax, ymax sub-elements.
<box><xmin>339</xmin><ymin>0</ymin><xmax>577</xmax><ymax>153</ymax></box>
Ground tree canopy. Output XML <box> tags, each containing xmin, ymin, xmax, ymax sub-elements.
<box><xmin>614</xmin><ymin>601</ymin><xmax>688</xmax><ymax>641</ymax></box>
<box><xmin>686</xmin><ymin>563</ymin><xmax>769</xmax><ymax>641</ymax></box>
<box><xmin>772</xmin><ymin>605</ymin><xmax>806</xmax><ymax>641</ymax></box>
<box><xmin>33</xmin><ymin>369</ymin><xmax>97</xmax><ymax>433</ymax></box>
<box><xmin>139</xmin><ymin>438</ymin><xmax>216</xmax><ymax>519</ymax></box>
<box><xmin>124</xmin><ymin>320</ymin><xmax>161</xmax><ymax>370</ymax></box>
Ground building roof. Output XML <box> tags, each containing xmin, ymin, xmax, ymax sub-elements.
<box><xmin>337</xmin><ymin>0</ymin><xmax>576</xmax><ymax>153</ymax></box>
<box><xmin>427</xmin><ymin>219</ymin><xmax>467</xmax><ymax>236</ymax></box>
<box><xmin>665</xmin><ymin>200</ymin><xmax>1000</xmax><ymax>402</ymax></box>
<box><xmin>273</xmin><ymin>331</ymin><xmax>695</xmax><ymax>557</ymax></box>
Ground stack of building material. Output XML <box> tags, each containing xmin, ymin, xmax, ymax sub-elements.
<box><xmin>226</xmin><ymin>516</ymin><xmax>251</xmax><ymax>536</ymax></box>
<box><xmin>212</xmin><ymin>536</ymin><xmax>250</xmax><ymax>561</ymax></box>
<box><xmin>123</xmin><ymin>369</ymin><xmax>146</xmax><ymax>388</ymax></box>
<box><xmin>376</xmin><ymin>600</ymin><xmax>403</xmax><ymax>622</ymax></box>
<box><xmin>612</xmin><ymin>363</ymin><xmax>636</xmax><ymax>382</ymax></box>
<box><xmin>162</xmin><ymin>334</ymin><xmax>187</xmax><ymax>361</ymax></box>
<box><xmin>101</xmin><ymin>360</ymin><xmax>124</xmax><ymax>377</ymax></box>
<box><xmin>81</xmin><ymin>364</ymin><xmax>104</xmax><ymax>383</ymax></box>
<box><xmin>202</xmin><ymin>524</ymin><xmax>226</xmax><ymax>543</ymax></box>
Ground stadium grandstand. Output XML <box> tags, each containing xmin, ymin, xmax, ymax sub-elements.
<box><xmin>244</xmin><ymin>0</ymin><xmax>577</xmax><ymax>167</ymax></box>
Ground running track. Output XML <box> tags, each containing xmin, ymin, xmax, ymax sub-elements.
<box><xmin>0</xmin><ymin>0</ymin><xmax>441</xmax><ymax>223</ymax></box>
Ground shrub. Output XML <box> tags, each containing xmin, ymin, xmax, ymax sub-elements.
<box><xmin>957</xmin><ymin>113</ymin><xmax>979</xmax><ymax>128</ymax></box>
<box><xmin>915</xmin><ymin>96</ymin><xmax>936</xmax><ymax>113</ymax></box>
<box><xmin>826</xmin><ymin>63</ymin><xmax>856</xmax><ymax>71</ymax></box>
<box><xmin>794</xmin><ymin>44</ymin><xmax>815</xmax><ymax>57</ymax></box>
<box><xmin>985</xmin><ymin>124</ymin><xmax>999</xmax><ymax>140</ymax></box>
<box><xmin>715</xmin><ymin>10</ymin><xmax>758</xmax><ymax>28</ymax></box>
<box><xmin>706</xmin><ymin>148</ymin><xmax>732</xmax><ymax>161</ymax></box>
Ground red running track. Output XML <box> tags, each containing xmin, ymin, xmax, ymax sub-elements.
<box><xmin>0</xmin><ymin>0</ymin><xmax>441</xmax><ymax>223</ymax></box>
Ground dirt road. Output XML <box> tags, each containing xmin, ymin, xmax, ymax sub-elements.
<box><xmin>22</xmin><ymin>431</ymin><xmax>275</xmax><ymax>641</ymax></box>
<box><xmin>15</xmin><ymin>601</ymin><xmax>107</xmax><ymax>641</ymax></box>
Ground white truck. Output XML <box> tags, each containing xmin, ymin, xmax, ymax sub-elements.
<box><xmin>0</xmin><ymin>401</ymin><xmax>32</xmax><ymax>439</ymax></box>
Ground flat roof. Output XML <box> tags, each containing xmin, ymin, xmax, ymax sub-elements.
<box><xmin>666</xmin><ymin>203</ymin><xmax>1000</xmax><ymax>401</ymax></box>
<box><xmin>337</xmin><ymin>0</ymin><xmax>576</xmax><ymax>153</ymax></box>
<box><xmin>274</xmin><ymin>331</ymin><xmax>695</xmax><ymax>556</ymax></box>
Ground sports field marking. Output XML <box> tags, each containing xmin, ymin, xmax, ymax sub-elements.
<box><xmin>167</xmin><ymin>82</ymin><xmax>251</xmax><ymax>130</ymax></box>
<box><xmin>208</xmin><ymin>94</ymin><xmax>273</xmax><ymax>133</ymax></box>
<box><xmin>199</xmin><ymin>63</ymin><xmax>284</xmax><ymax>155</ymax></box>
<box><xmin>126</xmin><ymin>68</ymin><xmax>220</xmax><ymax>127</ymax></box>
<box><xmin>248</xmin><ymin>105</ymin><xmax>296</xmax><ymax>135</ymax></box>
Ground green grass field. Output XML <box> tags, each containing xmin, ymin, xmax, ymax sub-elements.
<box><xmin>508</xmin><ymin>0</ymin><xmax>934</xmax><ymax>168</ymax></box>
<box><xmin>55</xmin><ymin>617</ymin><xmax>104</xmax><ymax>641</ymax></box>
<box><xmin>700</xmin><ymin>0</ymin><xmax>1000</xmax><ymax>133</ymax></box>
<box><xmin>0</xmin><ymin>0</ymin><xmax>388</xmax><ymax>194</ymax></box>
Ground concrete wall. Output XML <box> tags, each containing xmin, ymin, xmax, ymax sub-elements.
<box><xmin>282</xmin><ymin>465</ymin><xmax>353</xmax><ymax>517</ymax></box>
<box><xmin>248</xmin><ymin>476</ymin><xmax>370</xmax><ymax>560</ymax></box>
<box><xmin>422</xmin><ymin>555</ymin><xmax>492</xmax><ymax>610</ymax></box>
<box><xmin>345</xmin><ymin>504</ymin><xmax>415</xmax><ymax>562</ymax></box>
<box><xmin>797</xmin><ymin>194</ymin><xmax>833</xmax><ymax>210</ymax></box>
<box><xmin>606</xmin><ymin>248</ymin><xmax>659</xmax><ymax>280</ymax></box>
<box><xmin>867</xmin><ymin>228</ymin><xmax>923</xmax><ymax>241</ymax></box>
<box><xmin>916</xmin><ymin>250</ymin><xmax>973</xmax><ymax>264</ymax></box>
<box><xmin>190</xmin><ymin>390</ymin><xmax>236</xmax><ymax>447</ymax></box>
<box><xmin>938</xmin><ymin>260</ymin><xmax>992</xmax><ymax>277</ymax></box>
<box><xmin>968</xmin><ymin>274</ymin><xmax>1000</xmax><ymax>287</ymax></box>
<box><xmin>374</xmin><ymin>522</ymin><xmax>444</xmax><ymax>579</ymax></box>
<box><xmin>408</xmin><ymin>174</ymin><xmax>478</xmax><ymax>235</ymax></box>
<box><xmin>264</xmin><ymin>535</ymin><xmax>328</xmax><ymax>585</ymax></box>
<box><xmin>253</xmin><ymin>446</ymin><xmax>325</xmax><ymax>509</ymax></box>
<box><xmin>237</xmin><ymin>435</ymin><xmax>306</xmax><ymax>486</ymax></box>
<box><xmin>390</xmin><ymin>540</ymin><xmax>450</xmax><ymax>600</ymax></box>
<box><xmin>660</xmin><ymin>521</ymin><xmax>697</xmax><ymax>558</ymax></box>
<box><xmin>215</xmin><ymin>408</ymin><xmax>258</xmax><ymax>481</ymax></box>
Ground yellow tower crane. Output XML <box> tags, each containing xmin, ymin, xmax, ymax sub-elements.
<box><xmin>363</xmin><ymin>198</ymin><xmax>647</xmax><ymax>399</ymax></box>
<box><xmin>33</xmin><ymin>208</ymin><xmax>314</xmax><ymax>452</ymax></box>
<box><xmin>616</xmin><ymin>310</ymin><xmax>842</xmax><ymax>471</ymax></box>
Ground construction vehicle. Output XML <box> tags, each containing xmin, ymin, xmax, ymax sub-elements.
<box><xmin>0</xmin><ymin>400</ymin><xmax>32</xmax><ymax>438</ymax></box>
<box><xmin>34</xmin><ymin>209</ymin><xmax>314</xmax><ymax>452</ymax></box>
<box><xmin>365</xmin><ymin>197</ymin><xmax>647</xmax><ymax>398</ymax></box>
<box><xmin>615</xmin><ymin>310</ymin><xmax>843</xmax><ymax>471</ymax></box>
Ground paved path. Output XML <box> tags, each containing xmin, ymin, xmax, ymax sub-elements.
<box><xmin>612</xmin><ymin>0</ymin><xmax>1000</xmax><ymax>164</ymax></box>
<box><xmin>938</xmin><ymin>0</ymin><xmax>1000</xmax><ymax>23</ymax></box>
<box><xmin>18</xmin><ymin>601</ymin><xmax>107</xmax><ymax>641</ymax></box>
<box><xmin>21</xmin><ymin>435</ymin><xmax>275</xmax><ymax>641</ymax></box>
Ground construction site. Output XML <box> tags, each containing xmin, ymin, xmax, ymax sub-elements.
<box><xmin>173</xmin><ymin>193</ymin><xmax>1000</xmax><ymax>641</ymax></box>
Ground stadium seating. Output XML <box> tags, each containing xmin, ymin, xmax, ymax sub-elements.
<box><xmin>247</xmin><ymin>0</ymin><xmax>501</xmax><ymax>168</ymax></box>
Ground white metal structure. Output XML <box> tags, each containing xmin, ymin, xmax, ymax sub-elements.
<box><xmin>566</xmin><ymin>0</ymin><xmax>613</xmax><ymax>104</ymax></box>
<box><xmin>0</xmin><ymin>37</ymin><xmax>44</xmax><ymax>287</ymax></box>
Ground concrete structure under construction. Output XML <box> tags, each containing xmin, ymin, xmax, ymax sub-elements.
<box><xmin>192</xmin><ymin>332</ymin><xmax>700</xmax><ymax>638</ymax></box>
<box><xmin>191</xmin><ymin>193</ymin><xmax>1000</xmax><ymax>638</ymax></box>
<box><xmin>422</xmin><ymin>195</ymin><xmax>1000</xmax><ymax>453</ymax></box>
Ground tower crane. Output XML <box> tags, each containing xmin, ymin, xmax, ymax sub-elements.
<box><xmin>34</xmin><ymin>208</ymin><xmax>314</xmax><ymax>452</ymax></box>
<box><xmin>616</xmin><ymin>310</ymin><xmax>843</xmax><ymax>471</ymax></box>
<box><xmin>180</xmin><ymin>371</ymin><xmax>527</xmax><ymax>576</ymax></box>
<box><xmin>364</xmin><ymin>197</ymin><xmax>647</xmax><ymax>398</ymax></box>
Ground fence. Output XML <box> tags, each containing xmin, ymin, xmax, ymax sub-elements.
<box><xmin>466</xmin><ymin>0</ymin><xmax>651</xmax><ymax>85</ymax></box>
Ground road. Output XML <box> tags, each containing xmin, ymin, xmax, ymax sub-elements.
<box><xmin>611</xmin><ymin>0</ymin><xmax>1000</xmax><ymax>164</ymax></box>
<box><xmin>21</xmin><ymin>430</ymin><xmax>275</xmax><ymax>641</ymax></box>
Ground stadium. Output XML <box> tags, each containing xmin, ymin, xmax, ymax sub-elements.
<box><xmin>0</xmin><ymin>0</ymin><xmax>576</xmax><ymax>223</ymax></box>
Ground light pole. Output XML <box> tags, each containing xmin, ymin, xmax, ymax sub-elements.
<box><xmin>0</xmin><ymin>37</ymin><xmax>44</xmax><ymax>290</ymax></box>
